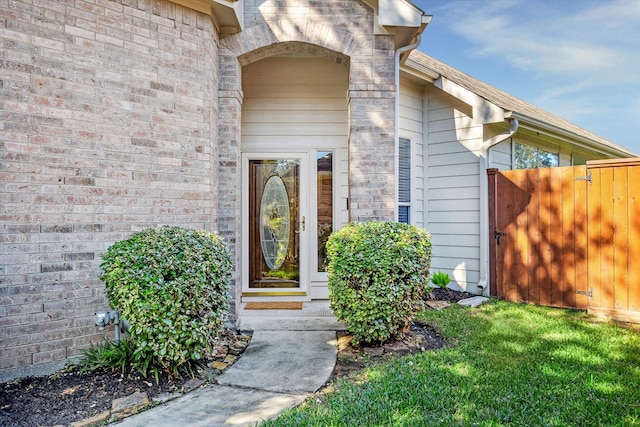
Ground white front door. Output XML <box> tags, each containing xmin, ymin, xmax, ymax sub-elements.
<box><xmin>241</xmin><ymin>151</ymin><xmax>338</xmax><ymax>300</ymax></box>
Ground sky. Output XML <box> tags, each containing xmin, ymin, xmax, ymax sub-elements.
<box><xmin>411</xmin><ymin>0</ymin><xmax>640</xmax><ymax>155</ymax></box>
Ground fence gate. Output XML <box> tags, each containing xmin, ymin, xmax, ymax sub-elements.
<box><xmin>488</xmin><ymin>159</ymin><xmax>640</xmax><ymax>323</ymax></box>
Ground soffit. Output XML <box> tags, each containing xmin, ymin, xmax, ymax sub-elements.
<box><xmin>363</xmin><ymin>0</ymin><xmax>431</xmax><ymax>49</ymax></box>
<box><xmin>169</xmin><ymin>0</ymin><xmax>243</xmax><ymax>33</ymax></box>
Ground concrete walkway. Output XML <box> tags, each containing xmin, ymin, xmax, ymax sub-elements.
<box><xmin>114</xmin><ymin>308</ymin><xmax>344</xmax><ymax>426</ymax></box>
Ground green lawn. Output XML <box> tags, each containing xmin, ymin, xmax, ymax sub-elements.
<box><xmin>261</xmin><ymin>301</ymin><xmax>640</xmax><ymax>426</ymax></box>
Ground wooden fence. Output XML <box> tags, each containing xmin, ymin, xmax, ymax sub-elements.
<box><xmin>488</xmin><ymin>158</ymin><xmax>640</xmax><ymax>323</ymax></box>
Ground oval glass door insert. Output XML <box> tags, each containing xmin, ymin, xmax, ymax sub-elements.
<box><xmin>259</xmin><ymin>176</ymin><xmax>291</xmax><ymax>270</ymax></box>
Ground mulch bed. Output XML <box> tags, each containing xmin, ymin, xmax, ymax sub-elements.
<box><xmin>326</xmin><ymin>287</ymin><xmax>474</xmax><ymax>386</ymax></box>
<box><xmin>0</xmin><ymin>329</ymin><xmax>252</xmax><ymax>427</ymax></box>
<box><xmin>0</xmin><ymin>288</ymin><xmax>474</xmax><ymax>427</ymax></box>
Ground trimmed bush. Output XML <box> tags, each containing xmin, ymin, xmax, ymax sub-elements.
<box><xmin>326</xmin><ymin>222</ymin><xmax>432</xmax><ymax>345</ymax></box>
<box><xmin>100</xmin><ymin>226</ymin><xmax>232</xmax><ymax>373</ymax></box>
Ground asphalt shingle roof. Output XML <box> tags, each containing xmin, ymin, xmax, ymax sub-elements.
<box><xmin>407</xmin><ymin>50</ymin><xmax>636</xmax><ymax>156</ymax></box>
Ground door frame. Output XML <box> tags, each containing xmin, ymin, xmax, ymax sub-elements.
<box><xmin>241</xmin><ymin>152</ymin><xmax>310</xmax><ymax>300</ymax></box>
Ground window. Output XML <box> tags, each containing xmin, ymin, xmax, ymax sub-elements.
<box><xmin>317</xmin><ymin>151</ymin><xmax>332</xmax><ymax>272</ymax></box>
<box><xmin>514</xmin><ymin>143</ymin><xmax>559</xmax><ymax>169</ymax></box>
<box><xmin>572</xmin><ymin>154</ymin><xmax>589</xmax><ymax>166</ymax></box>
<box><xmin>398</xmin><ymin>138</ymin><xmax>411</xmax><ymax>224</ymax></box>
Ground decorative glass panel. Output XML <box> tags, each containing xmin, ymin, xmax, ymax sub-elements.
<box><xmin>259</xmin><ymin>176</ymin><xmax>290</xmax><ymax>270</ymax></box>
<box><xmin>398</xmin><ymin>138</ymin><xmax>411</xmax><ymax>224</ymax></box>
<box><xmin>249</xmin><ymin>159</ymin><xmax>300</xmax><ymax>288</ymax></box>
<box><xmin>399</xmin><ymin>138</ymin><xmax>411</xmax><ymax>203</ymax></box>
<box><xmin>398</xmin><ymin>205</ymin><xmax>410</xmax><ymax>224</ymax></box>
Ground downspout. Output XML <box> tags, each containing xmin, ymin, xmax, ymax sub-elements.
<box><xmin>394</xmin><ymin>34</ymin><xmax>422</xmax><ymax>221</ymax></box>
<box><xmin>477</xmin><ymin>117</ymin><xmax>519</xmax><ymax>294</ymax></box>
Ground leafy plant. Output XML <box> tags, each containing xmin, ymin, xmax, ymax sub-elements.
<box><xmin>100</xmin><ymin>226</ymin><xmax>233</xmax><ymax>374</ymax></box>
<box><xmin>326</xmin><ymin>221</ymin><xmax>432</xmax><ymax>345</ymax></box>
<box><xmin>79</xmin><ymin>338</ymin><xmax>165</xmax><ymax>383</ymax></box>
<box><xmin>79</xmin><ymin>339</ymin><xmax>141</xmax><ymax>373</ymax></box>
<box><xmin>430</xmin><ymin>271</ymin><xmax>451</xmax><ymax>288</ymax></box>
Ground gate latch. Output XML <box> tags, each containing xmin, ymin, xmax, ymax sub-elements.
<box><xmin>574</xmin><ymin>171</ymin><xmax>592</xmax><ymax>184</ymax></box>
<box><xmin>576</xmin><ymin>287</ymin><xmax>593</xmax><ymax>298</ymax></box>
<box><xmin>495</xmin><ymin>230</ymin><xmax>507</xmax><ymax>245</ymax></box>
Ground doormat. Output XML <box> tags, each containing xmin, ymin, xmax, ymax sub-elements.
<box><xmin>245</xmin><ymin>302</ymin><xmax>303</xmax><ymax>310</ymax></box>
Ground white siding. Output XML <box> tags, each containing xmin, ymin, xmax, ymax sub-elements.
<box><xmin>489</xmin><ymin>140</ymin><xmax>512</xmax><ymax>170</ymax></box>
<box><xmin>559</xmin><ymin>153</ymin><xmax>572</xmax><ymax>166</ymax></box>
<box><xmin>242</xmin><ymin>57</ymin><xmax>348</xmax><ymax>151</ymax></box>
<box><xmin>399</xmin><ymin>78</ymin><xmax>425</xmax><ymax>228</ymax></box>
<box><xmin>424</xmin><ymin>85</ymin><xmax>483</xmax><ymax>292</ymax></box>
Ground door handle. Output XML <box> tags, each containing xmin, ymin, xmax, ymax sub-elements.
<box><xmin>495</xmin><ymin>230</ymin><xmax>506</xmax><ymax>245</ymax></box>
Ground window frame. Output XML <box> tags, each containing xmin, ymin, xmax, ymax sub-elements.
<box><xmin>398</xmin><ymin>137</ymin><xmax>411</xmax><ymax>224</ymax></box>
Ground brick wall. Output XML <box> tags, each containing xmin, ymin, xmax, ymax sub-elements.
<box><xmin>0</xmin><ymin>0</ymin><xmax>219</xmax><ymax>379</ymax></box>
<box><xmin>0</xmin><ymin>0</ymin><xmax>401</xmax><ymax>379</ymax></box>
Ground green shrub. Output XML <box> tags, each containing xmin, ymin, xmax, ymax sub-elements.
<box><xmin>430</xmin><ymin>271</ymin><xmax>451</xmax><ymax>288</ymax></box>
<box><xmin>326</xmin><ymin>222</ymin><xmax>432</xmax><ymax>345</ymax></box>
<box><xmin>100</xmin><ymin>226</ymin><xmax>232</xmax><ymax>373</ymax></box>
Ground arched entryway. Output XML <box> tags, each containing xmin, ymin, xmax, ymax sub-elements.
<box><xmin>240</xmin><ymin>51</ymin><xmax>349</xmax><ymax>303</ymax></box>
<box><xmin>216</xmin><ymin>16</ymin><xmax>398</xmax><ymax>318</ymax></box>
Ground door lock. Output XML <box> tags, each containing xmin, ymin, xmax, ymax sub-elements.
<box><xmin>495</xmin><ymin>230</ymin><xmax>506</xmax><ymax>245</ymax></box>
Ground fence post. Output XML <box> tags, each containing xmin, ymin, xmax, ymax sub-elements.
<box><xmin>487</xmin><ymin>168</ymin><xmax>499</xmax><ymax>297</ymax></box>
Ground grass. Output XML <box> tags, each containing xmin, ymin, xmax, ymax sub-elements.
<box><xmin>261</xmin><ymin>301</ymin><xmax>640</xmax><ymax>426</ymax></box>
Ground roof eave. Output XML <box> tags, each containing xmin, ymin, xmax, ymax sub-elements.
<box><xmin>169</xmin><ymin>0</ymin><xmax>243</xmax><ymax>34</ymax></box>
<box><xmin>507</xmin><ymin>112</ymin><xmax>638</xmax><ymax>158</ymax></box>
<box><xmin>364</xmin><ymin>0</ymin><xmax>431</xmax><ymax>50</ymax></box>
<box><xmin>401</xmin><ymin>57</ymin><xmax>439</xmax><ymax>83</ymax></box>
<box><xmin>434</xmin><ymin>75</ymin><xmax>506</xmax><ymax>124</ymax></box>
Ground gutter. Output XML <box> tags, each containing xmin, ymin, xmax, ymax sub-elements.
<box><xmin>507</xmin><ymin>112</ymin><xmax>637</xmax><ymax>158</ymax></box>
<box><xmin>483</xmin><ymin>117</ymin><xmax>519</xmax><ymax>158</ymax></box>
<box><xmin>394</xmin><ymin>17</ymin><xmax>431</xmax><ymax>221</ymax></box>
<box><xmin>477</xmin><ymin>117</ymin><xmax>519</xmax><ymax>294</ymax></box>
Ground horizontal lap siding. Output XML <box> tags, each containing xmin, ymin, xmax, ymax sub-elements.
<box><xmin>242</xmin><ymin>57</ymin><xmax>348</xmax><ymax>151</ymax></box>
<box><xmin>490</xmin><ymin>141</ymin><xmax>512</xmax><ymax>170</ymax></box>
<box><xmin>425</xmin><ymin>86</ymin><xmax>482</xmax><ymax>292</ymax></box>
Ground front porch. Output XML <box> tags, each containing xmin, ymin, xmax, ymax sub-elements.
<box><xmin>236</xmin><ymin>300</ymin><xmax>345</xmax><ymax>331</ymax></box>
